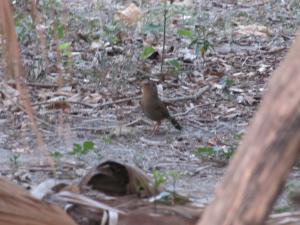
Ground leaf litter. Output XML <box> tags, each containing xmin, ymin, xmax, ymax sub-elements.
<box><xmin>1</xmin><ymin>0</ymin><xmax>300</xmax><ymax>224</ymax></box>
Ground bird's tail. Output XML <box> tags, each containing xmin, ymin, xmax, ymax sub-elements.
<box><xmin>168</xmin><ymin>116</ymin><xmax>182</xmax><ymax>130</ymax></box>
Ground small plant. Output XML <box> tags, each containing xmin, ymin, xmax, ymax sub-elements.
<box><xmin>234</xmin><ymin>132</ymin><xmax>244</xmax><ymax>141</ymax></box>
<box><xmin>69</xmin><ymin>140</ymin><xmax>94</xmax><ymax>158</ymax></box>
<box><xmin>195</xmin><ymin>146</ymin><xmax>234</xmax><ymax>161</ymax></box>
<box><xmin>273</xmin><ymin>206</ymin><xmax>291</xmax><ymax>213</ymax></box>
<box><xmin>199</xmin><ymin>39</ymin><xmax>214</xmax><ymax>58</ymax></box>
<box><xmin>189</xmin><ymin>25</ymin><xmax>214</xmax><ymax>58</ymax></box>
<box><xmin>140</xmin><ymin>46</ymin><xmax>156</xmax><ymax>60</ymax></box>
<box><xmin>195</xmin><ymin>146</ymin><xmax>215</xmax><ymax>158</ymax></box>
<box><xmin>58</xmin><ymin>42</ymin><xmax>71</xmax><ymax>55</ymax></box>
<box><xmin>223</xmin><ymin>147</ymin><xmax>234</xmax><ymax>160</ymax></box>
<box><xmin>222</xmin><ymin>78</ymin><xmax>236</xmax><ymax>95</ymax></box>
<box><xmin>102</xmin><ymin>135</ymin><xmax>113</xmax><ymax>145</ymax></box>
<box><xmin>225</xmin><ymin>78</ymin><xmax>235</xmax><ymax>89</ymax></box>
<box><xmin>177</xmin><ymin>27</ymin><xmax>193</xmax><ymax>38</ymax></box>
<box><xmin>177</xmin><ymin>25</ymin><xmax>214</xmax><ymax>58</ymax></box>
<box><xmin>9</xmin><ymin>153</ymin><xmax>21</xmax><ymax>169</ymax></box>
<box><xmin>166</xmin><ymin>59</ymin><xmax>181</xmax><ymax>75</ymax></box>
<box><xmin>50</xmin><ymin>151</ymin><xmax>63</xmax><ymax>160</ymax></box>
<box><xmin>102</xmin><ymin>22</ymin><xmax>122</xmax><ymax>45</ymax></box>
<box><xmin>153</xmin><ymin>169</ymin><xmax>167</xmax><ymax>190</ymax></box>
<box><xmin>168</xmin><ymin>171</ymin><xmax>182</xmax><ymax>204</ymax></box>
<box><xmin>56</xmin><ymin>21</ymin><xmax>65</xmax><ymax>39</ymax></box>
<box><xmin>152</xmin><ymin>170</ymin><xmax>167</xmax><ymax>211</ymax></box>
<box><xmin>50</xmin><ymin>151</ymin><xmax>64</xmax><ymax>171</ymax></box>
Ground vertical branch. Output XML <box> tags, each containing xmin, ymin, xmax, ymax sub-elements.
<box><xmin>31</xmin><ymin>0</ymin><xmax>50</xmax><ymax>76</ymax></box>
<box><xmin>53</xmin><ymin>19</ymin><xmax>66</xmax><ymax>138</ymax></box>
<box><xmin>30</xmin><ymin>0</ymin><xmax>37</xmax><ymax>24</ymax></box>
<box><xmin>160</xmin><ymin>2</ymin><xmax>167</xmax><ymax>74</ymax></box>
<box><xmin>61</xmin><ymin>1</ymin><xmax>74</xmax><ymax>83</ymax></box>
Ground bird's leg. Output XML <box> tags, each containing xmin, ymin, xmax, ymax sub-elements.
<box><xmin>152</xmin><ymin>122</ymin><xmax>157</xmax><ymax>133</ymax></box>
<box><xmin>154</xmin><ymin>121</ymin><xmax>161</xmax><ymax>134</ymax></box>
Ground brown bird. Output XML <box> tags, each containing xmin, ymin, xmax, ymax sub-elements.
<box><xmin>141</xmin><ymin>80</ymin><xmax>182</xmax><ymax>133</ymax></box>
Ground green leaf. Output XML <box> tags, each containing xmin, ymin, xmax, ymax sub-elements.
<box><xmin>69</xmin><ymin>141</ymin><xmax>94</xmax><ymax>157</ymax></box>
<box><xmin>189</xmin><ymin>38</ymin><xmax>199</xmax><ymax>47</ymax></box>
<box><xmin>140</xmin><ymin>46</ymin><xmax>156</xmax><ymax>60</ymax></box>
<box><xmin>70</xmin><ymin>143</ymin><xmax>82</xmax><ymax>155</ymax></box>
<box><xmin>104</xmin><ymin>24</ymin><xmax>117</xmax><ymax>33</ymax></box>
<box><xmin>195</xmin><ymin>147</ymin><xmax>214</xmax><ymax>155</ymax></box>
<box><xmin>83</xmin><ymin>141</ymin><xmax>94</xmax><ymax>152</ymax></box>
<box><xmin>58</xmin><ymin>42</ymin><xmax>70</xmax><ymax>50</ymax></box>
<box><xmin>57</xmin><ymin>23</ymin><xmax>65</xmax><ymax>39</ymax></box>
<box><xmin>169</xmin><ymin>171</ymin><xmax>182</xmax><ymax>180</ymax></box>
<box><xmin>202</xmin><ymin>40</ymin><xmax>210</xmax><ymax>52</ymax></box>
<box><xmin>153</xmin><ymin>170</ymin><xmax>167</xmax><ymax>188</ymax></box>
<box><xmin>167</xmin><ymin>59</ymin><xmax>181</xmax><ymax>71</ymax></box>
<box><xmin>50</xmin><ymin>151</ymin><xmax>63</xmax><ymax>159</ymax></box>
<box><xmin>223</xmin><ymin>148</ymin><xmax>234</xmax><ymax>159</ymax></box>
<box><xmin>237</xmin><ymin>11</ymin><xmax>249</xmax><ymax>17</ymax></box>
<box><xmin>177</xmin><ymin>28</ymin><xmax>193</xmax><ymax>38</ymax></box>
<box><xmin>225</xmin><ymin>78</ymin><xmax>235</xmax><ymax>88</ymax></box>
<box><xmin>103</xmin><ymin>135</ymin><xmax>112</xmax><ymax>145</ymax></box>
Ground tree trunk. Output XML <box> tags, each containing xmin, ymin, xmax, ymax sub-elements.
<box><xmin>197</xmin><ymin>34</ymin><xmax>300</xmax><ymax>225</ymax></box>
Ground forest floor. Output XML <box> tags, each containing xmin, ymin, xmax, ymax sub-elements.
<box><xmin>1</xmin><ymin>0</ymin><xmax>300</xmax><ymax>212</ymax></box>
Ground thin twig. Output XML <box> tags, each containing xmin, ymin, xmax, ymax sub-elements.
<box><xmin>8</xmin><ymin>82</ymin><xmax>61</xmax><ymax>89</ymax></box>
<box><xmin>71</xmin><ymin>118</ymin><xmax>152</xmax><ymax>133</ymax></box>
<box><xmin>140</xmin><ymin>137</ymin><xmax>168</xmax><ymax>146</ymax></box>
<box><xmin>160</xmin><ymin>2</ymin><xmax>168</xmax><ymax>73</ymax></box>
<box><xmin>164</xmin><ymin>85</ymin><xmax>210</xmax><ymax>103</ymax></box>
<box><xmin>32</xmin><ymin>100</ymin><xmax>94</xmax><ymax>108</ymax></box>
<box><xmin>1</xmin><ymin>89</ymin><xmax>53</xmax><ymax>128</ymax></box>
<box><xmin>174</xmin><ymin>103</ymin><xmax>211</xmax><ymax>117</ymax></box>
<box><xmin>71</xmin><ymin>126</ymin><xmax>115</xmax><ymax>133</ymax></box>
<box><xmin>93</xmin><ymin>96</ymin><xmax>142</xmax><ymax>110</ymax></box>
<box><xmin>124</xmin><ymin>118</ymin><xmax>152</xmax><ymax>127</ymax></box>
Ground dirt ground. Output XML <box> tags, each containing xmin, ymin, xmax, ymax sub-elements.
<box><xmin>1</xmin><ymin>0</ymin><xmax>300</xmax><ymax>213</ymax></box>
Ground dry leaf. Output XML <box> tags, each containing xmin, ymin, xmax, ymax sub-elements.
<box><xmin>79</xmin><ymin>161</ymin><xmax>156</xmax><ymax>197</ymax></box>
<box><xmin>116</xmin><ymin>3</ymin><xmax>142</xmax><ymax>25</ymax></box>
<box><xmin>46</xmin><ymin>101</ymin><xmax>71</xmax><ymax>112</ymax></box>
<box><xmin>234</xmin><ymin>24</ymin><xmax>272</xmax><ymax>38</ymax></box>
<box><xmin>0</xmin><ymin>178</ymin><xmax>76</xmax><ymax>225</ymax></box>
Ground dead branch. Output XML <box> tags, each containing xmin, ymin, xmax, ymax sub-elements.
<box><xmin>0</xmin><ymin>178</ymin><xmax>77</xmax><ymax>225</ymax></box>
<box><xmin>1</xmin><ymin>86</ymin><xmax>53</xmax><ymax>128</ymax></box>
<box><xmin>164</xmin><ymin>85</ymin><xmax>210</xmax><ymax>103</ymax></box>
<box><xmin>32</xmin><ymin>100</ymin><xmax>94</xmax><ymax>108</ymax></box>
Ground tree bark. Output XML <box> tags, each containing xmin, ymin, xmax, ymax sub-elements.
<box><xmin>197</xmin><ymin>34</ymin><xmax>300</xmax><ymax>225</ymax></box>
